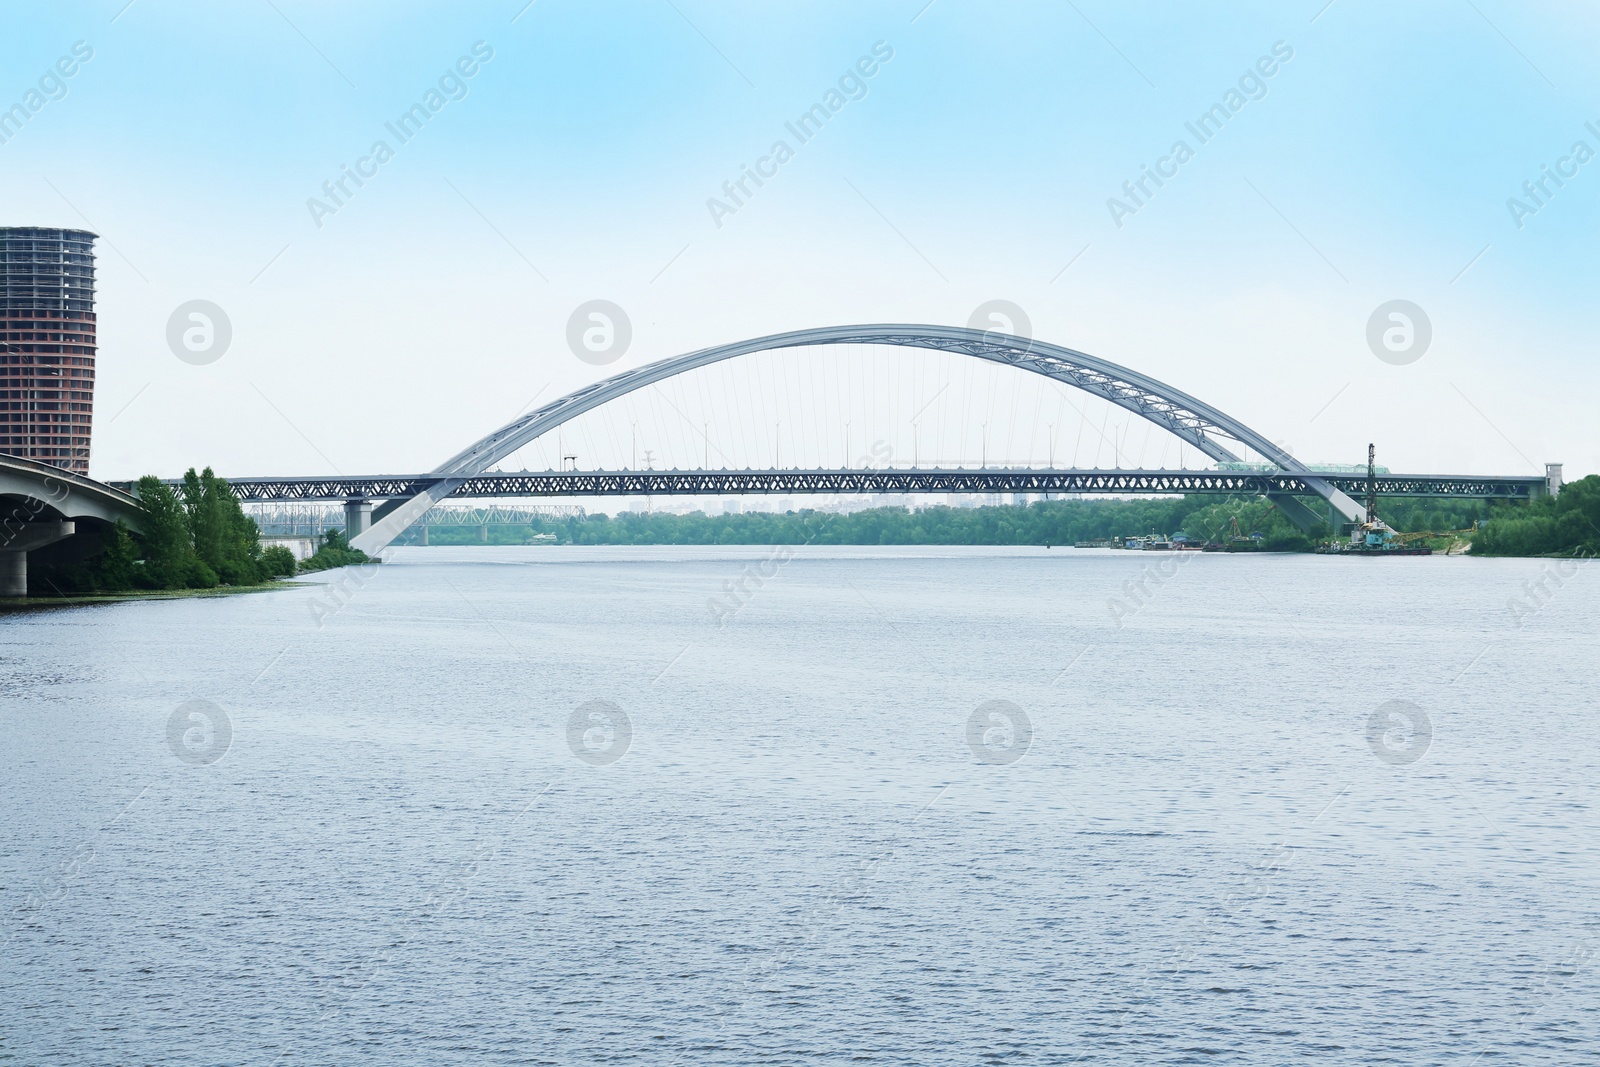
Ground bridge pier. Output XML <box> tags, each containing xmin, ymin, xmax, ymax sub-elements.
<box><xmin>0</xmin><ymin>521</ymin><xmax>75</xmax><ymax>598</ymax></box>
<box><xmin>343</xmin><ymin>498</ymin><xmax>373</xmax><ymax>539</ymax></box>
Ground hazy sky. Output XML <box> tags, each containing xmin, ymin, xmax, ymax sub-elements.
<box><xmin>4</xmin><ymin>0</ymin><xmax>1596</xmax><ymax>481</ymax></box>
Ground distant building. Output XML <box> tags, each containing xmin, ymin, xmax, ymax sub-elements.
<box><xmin>0</xmin><ymin>227</ymin><xmax>98</xmax><ymax>474</ymax></box>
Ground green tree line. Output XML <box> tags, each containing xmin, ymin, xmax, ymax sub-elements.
<box><xmin>393</xmin><ymin>492</ymin><xmax>1536</xmax><ymax>551</ymax></box>
<box><xmin>35</xmin><ymin>468</ymin><xmax>299</xmax><ymax>595</ymax></box>
<box><xmin>27</xmin><ymin>474</ymin><xmax>1570</xmax><ymax>598</ymax></box>
<box><xmin>1473</xmin><ymin>475</ymin><xmax>1600</xmax><ymax>556</ymax></box>
<box><xmin>543</xmin><ymin>496</ymin><xmax>1300</xmax><ymax>547</ymax></box>
<box><xmin>297</xmin><ymin>528</ymin><xmax>372</xmax><ymax>573</ymax></box>
<box><xmin>397</xmin><ymin>493</ymin><xmax>1497</xmax><ymax>551</ymax></box>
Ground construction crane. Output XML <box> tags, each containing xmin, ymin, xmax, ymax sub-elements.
<box><xmin>1317</xmin><ymin>444</ymin><xmax>1434</xmax><ymax>554</ymax></box>
<box><xmin>1365</xmin><ymin>441</ymin><xmax>1380</xmax><ymax>525</ymax></box>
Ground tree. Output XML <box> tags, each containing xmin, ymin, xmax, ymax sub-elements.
<box><xmin>135</xmin><ymin>476</ymin><xmax>198</xmax><ymax>588</ymax></box>
<box><xmin>1475</xmin><ymin>475</ymin><xmax>1600</xmax><ymax>556</ymax></box>
<box><xmin>95</xmin><ymin>521</ymin><xmax>140</xmax><ymax>590</ymax></box>
<box><xmin>179</xmin><ymin>467</ymin><xmax>266</xmax><ymax>584</ymax></box>
<box><xmin>131</xmin><ymin>470</ymin><xmax>272</xmax><ymax>589</ymax></box>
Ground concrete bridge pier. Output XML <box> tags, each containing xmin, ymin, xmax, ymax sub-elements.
<box><xmin>0</xmin><ymin>521</ymin><xmax>76</xmax><ymax>597</ymax></box>
<box><xmin>343</xmin><ymin>498</ymin><xmax>373</xmax><ymax>539</ymax></box>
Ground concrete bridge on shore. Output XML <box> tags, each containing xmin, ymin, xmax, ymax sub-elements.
<box><xmin>0</xmin><ymin>454</ymin><xmax>142</xmax><ymax>597</ymax></box>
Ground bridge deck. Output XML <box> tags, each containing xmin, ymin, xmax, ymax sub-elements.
<box><xmin>161</xmin><ymin>468</ymin><xmax>1549</xmax><ymax>503</ymax></box>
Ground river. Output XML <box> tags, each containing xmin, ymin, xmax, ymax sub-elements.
<box><xmin>3</xmin><ymin>545</ymin><xmax>1597</xmax><ymax>1064</ymax></box>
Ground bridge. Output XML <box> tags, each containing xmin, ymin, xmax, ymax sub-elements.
<box><xmin>0</xmin><ymin>453</ymin><xmax>143</xmax><ymax>596</ymax></box>
<box><xmin>14</xmin><ymin>323</ymin><xmax>1560</xmax><ymax>588</ymax></box>
<box><xmin>202</xmin><ymin>323</ymin><xmax>1552</xmax><ymax>554</ymax></box>
<box><xmin>323</xmin><ymin>323</ymin><xmax>1378</xmax><ymax>552</ymax></box>
<box><xmin>221</xmin><ymin>467</ymin><xmax>1547</xmax><ymax>504</ymax></box>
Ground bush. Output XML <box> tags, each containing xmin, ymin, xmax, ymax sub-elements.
<box><xmin>260</xmin><ymin>545</ymin><xmax>298</xmax><ymax>578</ymax></box>
<box><xmin>298</xmin><ymin>528</ymin><xmax>373</xmax><ymax>573</ymax></box>
<box><xmin>186</xmin><ymin>559</ymin><xmax>220</xmax><ymax>589</ymax></box>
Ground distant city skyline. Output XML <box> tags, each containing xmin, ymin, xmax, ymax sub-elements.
<box><xmin>3</xmin><ymin>1</ymin><xmax>1595</xmax><ymax>483</ymax></box>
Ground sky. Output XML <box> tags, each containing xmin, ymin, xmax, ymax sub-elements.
<box><xmin>3</xmin><ymin>0</ymin><xmax>1597</xmax><ymax>482</ymax></box>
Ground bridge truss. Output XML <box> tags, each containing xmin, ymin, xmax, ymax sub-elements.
<box><xmin>223</xmin><ymin>468</ymin><xmax>1546</xmax><ymax>503</ymax></box>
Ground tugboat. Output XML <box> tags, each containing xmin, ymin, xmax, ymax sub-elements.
<box><xmin>1316</xmin><ymin>444</ymin><xmax>1433</xmax><ymax>556</ymax></box>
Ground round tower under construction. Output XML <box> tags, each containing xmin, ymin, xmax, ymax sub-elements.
<box><xmin>0</xmin><ymin>226</ymin><xmax>99</xmax><ymax>475</ymax></box>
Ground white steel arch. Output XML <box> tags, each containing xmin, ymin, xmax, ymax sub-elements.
<box><xmin>352</xmin><ymin>325</ymin><xmax>1361</xmax><ymax>552</ymax></box>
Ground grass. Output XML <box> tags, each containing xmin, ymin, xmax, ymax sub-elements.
<box><xmin>0</xmin><ymin>580</ymin><xmax>306</xmax><ymax>613</ymax></box>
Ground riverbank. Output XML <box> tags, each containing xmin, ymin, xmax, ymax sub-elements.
<box><xmin>0</xmin><ymin>580</ymin><xmax>304</xmax><ymax>613</ymax></box>
<box><xmin>387</xmin><ymin>495</ymin><xmax>1499</xmax><ymax>555</ymax></box>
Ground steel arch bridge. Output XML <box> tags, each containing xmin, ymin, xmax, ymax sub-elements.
<box><xmin>340</xmin><ymin>324</ymin><xmax>1368</xmax><ymax>553</ymax></box>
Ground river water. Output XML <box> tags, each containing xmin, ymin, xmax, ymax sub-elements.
<box><xmin>3</xmin><ymin>545</ymin><xmax>1597</xmax><ymax>1065</ymax></box>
